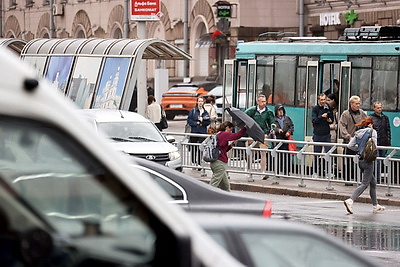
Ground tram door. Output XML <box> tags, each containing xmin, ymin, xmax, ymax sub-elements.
<box><xmin>304</xmin><ymin>61</ymin><xmax>319</xmax><ymax>139</ymax></box>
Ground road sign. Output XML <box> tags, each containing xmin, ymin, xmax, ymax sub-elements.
<box><xmin>131</xmin><ymin>0</ymin><xmax>161</xmax><ymax>21</ymax></box>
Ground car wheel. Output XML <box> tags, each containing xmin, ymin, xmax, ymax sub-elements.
<box><xmin>166</xmin><ymin>112</ymin><xmax>175</xmax><ymax>120</ymax></box>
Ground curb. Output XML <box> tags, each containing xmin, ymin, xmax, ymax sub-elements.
<box><xmin>200</xmin><ymin>178</ymin><xmax>400</xmax><ymax>207</ymax></box>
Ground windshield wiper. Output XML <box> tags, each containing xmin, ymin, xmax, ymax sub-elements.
<box><xmin>127</xmin><ymin>136</ymin><xmax>157</xmax><ymax>142</ymax></box>
<box><xmin>110</xmin><ymin>137</ymin><xmax>134</xmax><ymax>142</ymax></box>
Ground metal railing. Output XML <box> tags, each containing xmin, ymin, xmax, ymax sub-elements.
<box><xmin>167</xmin><ymin>132</ymin><xmax>400</xmax><ymax>196</ymax></box>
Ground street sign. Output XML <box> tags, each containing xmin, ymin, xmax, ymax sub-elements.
<box><xmin>217</xmin><ymin>3</ymin><xmax>231</xmax><ymax>19</ymax></box>
<box><xmin>131</xmin><ymin>0</ymin><xmax>161</xmax><ymax>21</ymax></box>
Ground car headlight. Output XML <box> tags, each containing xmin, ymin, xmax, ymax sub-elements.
<box><xmin>169</xmin><ymin>150</ymin><xmax>181</xmax><ymax>161</ymax></box>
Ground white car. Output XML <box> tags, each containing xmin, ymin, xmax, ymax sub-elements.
<box><xmin>0</xmin><ymin>47</ymin><xmax>242</xmax><ymax>267</ymax></box>
<box><xmin>78</xmin><ymin>109</ymin><xmax>182</xmax><ymax>171</ymax></box>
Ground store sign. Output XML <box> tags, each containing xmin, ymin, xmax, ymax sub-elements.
<box><xmin>217</xmin><ymin>3</ymin><xmax>231</xmax><ymax>18</ymax></box>
<box><xmin>320</xmin><ymin>12</ymin><xmax>341</xmax><ymax>26</ymax></box>
<box><xmin>131</xmin><ymin>0</ymin><xmax>161</xmax><ymax>21</ymax></box>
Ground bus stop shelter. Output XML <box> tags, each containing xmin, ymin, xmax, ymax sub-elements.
<box><xmin>0</xmin><ymin>38</ymin><xmax>27</xmax><ymax>54</ymax></box>
<box><xmin>21</xmin><ymin>38</ymin><xmax>191</xmax><ymax>113</ymax></box>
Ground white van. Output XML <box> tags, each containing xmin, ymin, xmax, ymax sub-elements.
<box><xmin>0</xmin><ymin>47</ymin><xmax>242</xmax><ymax>266</ymax></box>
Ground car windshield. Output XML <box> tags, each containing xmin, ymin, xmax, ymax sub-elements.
<box><xmin>0</xmin><ymin>117</ymin><xmax>156</xmax><ymax>263</ymax></box>
<box><xmin>97</xmin><ymin>122</ymin><xmax>165</xmax><ymax>142</ymax></box>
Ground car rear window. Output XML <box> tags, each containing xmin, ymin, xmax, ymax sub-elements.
<box><xmin>168</xmin><ymin>86</ymin><xmax>198</xmax><ymax>92</ymax></box>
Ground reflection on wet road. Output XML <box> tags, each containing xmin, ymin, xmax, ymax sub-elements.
<box><xmin>236</xmin><ymin>191</ymin><xmax>400</xmax><ymax>266</ymax></box>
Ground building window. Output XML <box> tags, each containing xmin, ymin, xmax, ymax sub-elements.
<box><xmin>26</xmin><ymin>0</ymin><xmax>34</xmax><ymax>7</ymax></box>
<box><xmin>9</xmin><ymin>0</ymin><xmax>17</xmax><ymax>9</ymax></box>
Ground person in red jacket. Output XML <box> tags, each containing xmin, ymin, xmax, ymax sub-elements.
<box><xmin>210</xmin><ymin>121</ymin><xmax>247</xmax><ymax>191</ymax></box>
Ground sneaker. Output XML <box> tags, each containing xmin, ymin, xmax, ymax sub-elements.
<box><xmin>262</xmin><ymin>175</ymin><xmax>269</xmax><ymax>180</ymax></box>
<box><xmin>344</xmin><ymin>199</ymin><xmax>353</xmax><ymax>214</ymax></box>
<box><xmin>373</xmin><ymin>204</ymin><xmax>385</xmax><ymax>213</ymax></box>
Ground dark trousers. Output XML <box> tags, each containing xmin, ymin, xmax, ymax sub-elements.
<box><xmin>313</xmin><ymin>134</ymin><xmax>331</xmax><ymax>176</ymax></box>
<box><xmin>189</xmin><ymin>136</ymin><xmax>205</xmax><ymax>165</ymax></box>
<box><xmin>344</xmin><ymin>148</ymin><xmax>357</xmax><ymax>182</ymax></box>
<box><xmin>376</xmin><ymin>149</ymin><xmax>387</xmax><ymax>184</ymax></box>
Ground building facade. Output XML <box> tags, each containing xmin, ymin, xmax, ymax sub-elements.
<box><xmin>3</xmin><ymin>0</ymin><xmax>399</xmax><ymax>81</ymax></box>
<box><xmin>0</xmin><ymin>0</ymin><xmax>297</xmax><ymax>82</ymax></box>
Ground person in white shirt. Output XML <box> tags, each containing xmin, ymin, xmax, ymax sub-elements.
<box><xmin>146</xmin><ymin>95</ymin><xmax>163</xmax><ymax>131</ymax></box>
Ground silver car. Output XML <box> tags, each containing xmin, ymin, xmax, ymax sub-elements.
<box><xmin>78</xmin><ymin>109</ymin><xmax>182</xmax><ymax>171</ymax></box>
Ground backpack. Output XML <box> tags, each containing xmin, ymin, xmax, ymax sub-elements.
<box><xmin>358</xmin><ymin>128</ymin><xmax>377</xmax><ymax>163</ymax></box>
<box><xmin>201</xmin><ymin>134</ymin><xmax>220</xmax><ymax>162</ymax></box>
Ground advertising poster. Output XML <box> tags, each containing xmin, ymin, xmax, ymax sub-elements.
<box><xmin>45</xmin><ymin>56</ymin><xmax>74</xmax><ymax>92</ymax></box>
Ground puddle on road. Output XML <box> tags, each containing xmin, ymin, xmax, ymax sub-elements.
<box><xmin>313</xmin><ymin>223</ymin><xmax>400</xmax><ymax>251</ymax></box>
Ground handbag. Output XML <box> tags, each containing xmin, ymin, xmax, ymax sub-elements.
<box><xmin>288</xmin><ymin>135</ymin><xmax>297</xmax><ymax>154</ymax></box>
<box><xmin>160</xmin><ymin>105</ymin><xmax>168</xmax><ymax>129</ymax></box>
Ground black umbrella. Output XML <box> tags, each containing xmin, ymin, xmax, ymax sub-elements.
<box><xmin>225</xmin><ymin>107</ymin><xmax>265</xmax><ymax>143</ymax></box>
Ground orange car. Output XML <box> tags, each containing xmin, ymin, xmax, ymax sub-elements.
<box><xmin>161</xmin><ymin>82</ymin><xmax>220</xmax><ymax>120</ymax></box>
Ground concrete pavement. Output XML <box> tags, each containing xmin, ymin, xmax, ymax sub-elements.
<box><xmin>183</xmin><ymin>168</ymin><xmax>400</xmax><ymax>207</ymax></box>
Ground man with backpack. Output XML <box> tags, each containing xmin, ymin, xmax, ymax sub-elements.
<box><xmin>209</xmin><ymin>121</ymin><xmax>247</xmax><ymax>191</ymax></box>
<box><xmin>343</xmin><ymin>117</ymin><xmax>385</xmax><ymax>214</ymax></box>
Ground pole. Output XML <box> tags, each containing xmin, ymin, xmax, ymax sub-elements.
<box><xmin>136</xmin><ymin>21</ymin><xmax>147</xmax><ymax>116</ymax></box>
<box><xmin>299</xmin><ymin>0</ymin><xmax>304</xmax><ymax>37</ymax></box>
<box><xmin>183</xmin><ymin>0</ymin><xmax>189</xmax><ymax>78</ymax></box>
<box><xmin>124</xmin><ymin>0</ymin><xmax>130</xmax><ymax>38</ymax></box>
<box><xmin>49</xmin><ymin>0</ymin><xmax>54</xmax><ymax>38</ymax></box>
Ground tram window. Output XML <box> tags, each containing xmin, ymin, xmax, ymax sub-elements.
<box><xmin>372</xmin><ymin>56</ymin><xmax>398</xmax><ymax>110</ymax></box>
<box><xmin>274</xmin><ymin>56</ymin><xmax>296</xmax><ymax>105</ymax></box>
<box><xmin>256</xmin><ymin>56</ymin><xmax>273</xmax><ymax>104</ymax></box>
<box><xmin>351</xmin><ymin>68</ymin><xmax>371</xmax><ymax>110</ymax></box>
<box><xmin>296</xmin><ymin>56</ymin><xmax>318</xmax><ymax>107</ymax></box>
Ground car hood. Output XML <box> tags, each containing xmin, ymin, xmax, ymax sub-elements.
<box><xmin>110</xmin><ymin>141</ymin><xmax>177</xmax><ymax>154</ymax></box>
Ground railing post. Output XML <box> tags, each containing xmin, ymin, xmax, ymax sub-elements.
<box><xmin>325</xmin><ymin>145</ymin><xmax>336</xmax><ymax>191</ymax></box>
<box><xmin>271</xmin><ymin>141</ymin><xmax>283</xmax><ymax>185</ymax></box>
<box><xmin>297</xmin><ymin>144</ymin><xmax>308</xmax><ymax>187</ymax></box>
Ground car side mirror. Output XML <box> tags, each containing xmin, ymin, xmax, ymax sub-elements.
<box><xmin>165</xmin><ymin>135</ymin><xmax>175</xmax><ymax>143</ymax></box>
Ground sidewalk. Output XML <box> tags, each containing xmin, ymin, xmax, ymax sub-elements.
<box><xmin>183</xmin><ymin>168</ymin><xmax>400</xmax><ymax>207</ymax></box>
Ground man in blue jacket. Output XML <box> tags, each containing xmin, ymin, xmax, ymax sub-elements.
<box><xmin>312</xmin><ymin>93</ymin><xmax>334</xmax><ymax>177</ymax></box>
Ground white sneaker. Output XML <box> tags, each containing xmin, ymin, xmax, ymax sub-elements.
<box><xmin>344</xmin><ymin>199</ymin><xmax>353</xmax><ymax>214</ymax></box>
<box><xmin>373</xmin><ymin>204</ymin><xmax>385</xmax><ymax>213</ymax></box>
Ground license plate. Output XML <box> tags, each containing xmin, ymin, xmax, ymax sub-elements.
<box><xmin>170</xmin><ymin>104</ymin><xmax>182</xmax><ymax>108</ymax></box>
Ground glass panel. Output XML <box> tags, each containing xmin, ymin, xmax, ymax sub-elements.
<box><xmin>305</xmin><ymin>63</ymin><xmax>318</xmax><ymax>137</ymax></box>
<box><xmin>237</xmin><ymin>61</ymin><xmax>247</xmax><ymax>109</ymax></box>
<box><xmin>351</xmin><ymin>68</ymin><xmax>371</xmax><ymax>110</ymax></box>
<box><xmin>247</xmin><ymin>61</ymin><xmax>256</xmax><ymax>108</ymax></box>
<box><xmin>0</xmin><ymin>117</ymin><xmax>156</xmax><ymax>263</ymax></box>
<box><xmin>241</xmin><ymin>232</ymin><xmax>367</xmax><ymax>267</ymax></box>
<box><xmin>222</xmin><ymin>60</ymin><xmax>234</xmax><ymax>120</ymax></box>
<box><xmin>23</xmin><ymin>56</ymin><xmax>47</xmax><ymax>77</ymax></box>
<box><xmin>296</xmin><ymin>67</ymin><xmax>306</xmax><ymax>107</ymax></box>
<box><xmin>339</xmin><ymin>63</ymin><xmax>351</xmax><ymax>115</ymax></box>
<box><xmin>256</xmin><ymin>56</ymin><xmax>273</xmax><ymax>104</ymax></box>
<box><xmin>45</xmin><ymin>56</ymin><xmax>74</xmax><ymax>92</ymax></box>
<box><xmin>274</xmin><ymin>56</ymin><xmax>296</xmax><ymax>105</ymax></box>
<box><xmin>371</xmin><ymin>56</ymin><xmax>398</xmax><ymax>110</ymax></box>
<box><xmin>68</xmin><ymin>57</ymin><xmax>103</xmax><ymax>108</ymax></box>
<box><xmin>93</xmin><ymin>57</ymin><xmax>131</xmax><ymax>109</ymax></box>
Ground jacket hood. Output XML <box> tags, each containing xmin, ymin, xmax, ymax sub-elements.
<box><xmin>274</xmin><ymin>104</ymin><xmax>286</xmax><ymax>116</ymax></box>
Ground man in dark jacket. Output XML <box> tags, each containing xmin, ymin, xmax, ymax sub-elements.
<box><xmin>312</xmin><ymin>93</ymin><xmax>334</xmax><ymax>177</ymax></box>
<box><xmin>370</xmin><ymin>102</ymin><xmax>391</xmax><ymax>183</ymax></box>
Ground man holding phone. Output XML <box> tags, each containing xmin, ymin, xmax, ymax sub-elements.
<box><xmin>312</xmin><ymin>93</ymin><xmax>334</xmax><ymax>177</ymax></box>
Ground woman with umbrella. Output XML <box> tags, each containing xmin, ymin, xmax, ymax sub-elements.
<box><xmin>210</xmin><ymin>121</ymin><xmax>247</xmax><ymax>191</ymax></box>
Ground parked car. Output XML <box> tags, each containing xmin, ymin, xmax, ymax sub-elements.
<box><xmin>130</xmin><ymin>157</ymin><xmax>272</xmax><ymax>217</ymax></box>
<box><xmin>206</xmin><ymin>85</ymin><xmax>223</xmax><ymax>99</ymax></box>
<box><xmin>161</xmin><ymin>82</ymin><xmax>220</xmax><ymax>120</ymax></box>
<box><xmin>0</xmin><ymin>47</ymin><xmax>243</xmax><ymax>267</ymax></box>
<box><xmin>192</xmin><ymin>213</ymin><xmax>378</xmax><ymax>267</ymax></box>
<box><xmin>78</xmin><ymin>109</ymin><xmax>182</xmax><ymax>171</ymax></box>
